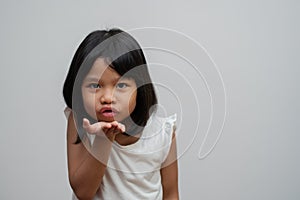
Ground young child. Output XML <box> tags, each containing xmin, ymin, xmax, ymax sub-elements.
<box><xmin>63</xmin><ymin>28</ymin><xmax>179</xmax><ymax>200</ymax></box>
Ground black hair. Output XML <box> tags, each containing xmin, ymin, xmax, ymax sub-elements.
<box><xmin>63</xmin><ymin>28</ymin><xmax>157</xmax><ymax>143</ymax></box>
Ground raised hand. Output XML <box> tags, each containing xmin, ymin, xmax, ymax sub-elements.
<box><xmin>82</xmin><ymin>118</ymin><xmax>125</xmax><ymax>141</ymax></box>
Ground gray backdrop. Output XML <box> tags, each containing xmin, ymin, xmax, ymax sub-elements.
<box><xmin>1</xmin><ymin>0</ymin><xmax>299</xmax><ymax>199</ymax></box>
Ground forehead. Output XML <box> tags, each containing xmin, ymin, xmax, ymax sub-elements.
<box><xmin>85</xmin><ymin>58</ymin><xmax>120</xmax><ymax>82</ymax></box>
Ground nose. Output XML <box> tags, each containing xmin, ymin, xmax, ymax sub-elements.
<box><xmin>99</xmin><ymin>88</ymin><xmax>115</xmax><ymax>104</ymax></box>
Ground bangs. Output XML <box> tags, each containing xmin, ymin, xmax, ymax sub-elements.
<box><xmin>98</xmin><ymin>33</ymin><xmax>146</xmax><ymax>80</ymax></box>
<box><xmin>110</xmin><ymin>50</ymin><xmax>145</xmax><ymax>79</ymax></box>
<box><xmin>79</xmin><ymin>30</ymin><xmax>146</xmax><ymax>82</ymax></box>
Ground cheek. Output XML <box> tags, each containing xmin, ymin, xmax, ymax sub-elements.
<box><xmin>128</xmin><ymin>90</ymin><xmax>137</xmax><ymax>113</ymax></box>
<box><xmin>82</xmin><ymin>90</ymin><xmax>97</xmax><ymax>115</ymax></box>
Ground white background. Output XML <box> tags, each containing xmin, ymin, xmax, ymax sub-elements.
<box><xmin>0</xmin><ymin>0</ymin><xmax>299</xmax><ymax>199</ymax></box>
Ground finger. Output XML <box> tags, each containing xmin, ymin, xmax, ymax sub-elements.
<box><xmin>108</xmin><ymin>123</ymin><xmax>125</xmax><ymax>135</ymax></box>
<box><xmin>102</xmin><ymin>123</ymin><xmax>112</xmax><ymax>129</ymax></box>
<box><xmin>110</xmin><ymin>121</ymin><xmax>119</xmax><ymax>127</ymax></box>
<box><xmin>117</xmin><ymin>123</ymin><xmax>126</xmax><ymax>133</ymax></box>
<box><xmin>108</xmin><ymin>121</ymin><xmax>125</xmax><ymax>133</ymax></box>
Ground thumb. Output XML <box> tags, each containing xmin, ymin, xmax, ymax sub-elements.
<box><xmin>82</xmin><ymin>118</ymin><xmax>91</xmax><ymax>129</ymax></box>
<box><xmin>82</xmin><ymin>118</ymin><xmax>98</xmax><ymax>134</ymax></box>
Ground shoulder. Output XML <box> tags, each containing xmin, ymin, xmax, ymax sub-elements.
<box><xmin>64</xmin><ymin>107</ymin><xmax>93</xmax><ymax>146</ymax></box>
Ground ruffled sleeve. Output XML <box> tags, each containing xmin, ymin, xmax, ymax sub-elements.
<box><xmin>164</xmin><ymin>114</ymin><xmax>177</xmax><ymax>135</ymax></box>
<box><xmin>64</xmin><ymin>107</ymin><xmax>72</xmax><ymax>119</ymax></box>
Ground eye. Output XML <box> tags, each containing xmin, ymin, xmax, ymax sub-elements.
<box><xmin>88</xmin><ymin>83</ymin><xmax>100</xmax><ymax>89</ymax></box>
<box><xmin>116</xmin><ymin>83</ymin><xmax>128</xmax><ymax>89</ymax></box>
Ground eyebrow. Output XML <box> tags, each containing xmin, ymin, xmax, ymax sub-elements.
<box><xmin>84</xmin><ymin>76</ymin><xmax>123</xmax><ymax>83</ymax></box>
<box><xmin>84</xmin><ymin>76</ymin><xmax>100</xmax><ymax>82</ymax></box>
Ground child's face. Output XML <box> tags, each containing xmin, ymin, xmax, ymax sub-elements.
<box><xmin>81</xmin><ymin>58</ymin><xmax>137</xmax><ymax>122</ymax></box>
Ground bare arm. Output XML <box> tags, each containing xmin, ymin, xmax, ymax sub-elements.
<box><xmin>160</xmin><ymin>132</ymin><xmax>179</xmax><ymax>200</ymax></box>
<box><xmin>67</xmin><ymin>112</ymin><xmax>123</xmax><ymax>200</ymax></box>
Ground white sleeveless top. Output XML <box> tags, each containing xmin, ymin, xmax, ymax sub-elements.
<box><xmin>64</xmin><ymin>108</ymin><xmax>176</xmax><ymax>200</ymax></box>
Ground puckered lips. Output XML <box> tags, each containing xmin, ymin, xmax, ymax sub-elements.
<box><xmin>99</xmin><ymin>106</ymin><xmax>118</xmax><ymax>119</ymax></box>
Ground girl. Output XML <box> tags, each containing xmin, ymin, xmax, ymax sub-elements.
<box><xmin>63</xmin><ymin>28</ymin><xmax>179</xmax><ymax>200</ymax></box>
